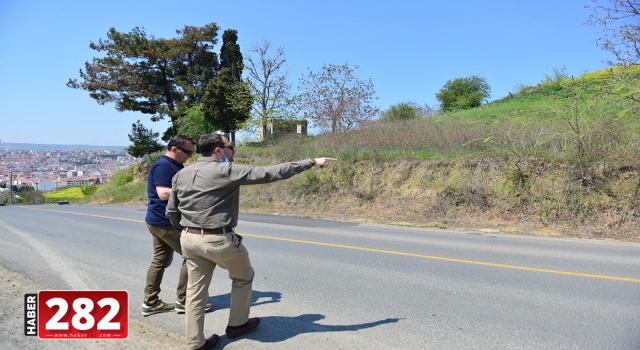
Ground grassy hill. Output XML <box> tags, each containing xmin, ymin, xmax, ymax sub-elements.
<box><xmin>50</xmin><ymin>66</ymin><xmax>640</xmax><ymax>242</ymax></box>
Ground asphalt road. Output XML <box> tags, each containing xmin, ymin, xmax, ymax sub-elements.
<box><xmin>1</xmin><ymin>205</ymin><xmax>639</xmax><ymax>349</ymax></box>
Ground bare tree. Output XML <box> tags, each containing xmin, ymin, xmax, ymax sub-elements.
<box><xmin>586</xmin><ymin>1</ymin><xmax>640</xmax><ymax>110</ymax></box>
<box><xmin>297</xmin><ymin>63</ymin><xmax>379</xmax><ymax>133</ymax></box>
<box><xmin>586</xmin><ymin>0</ymin><xmax>640</xmax><ymax>65</ymax></box>
<box><xmin>244</xmin><ymin>39</ymin><xmax>293</xmax><ymax>141</ymax></box>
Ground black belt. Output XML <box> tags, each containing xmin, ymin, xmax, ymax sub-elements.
<box><xmin>185</xmin><ymin>227</ymin><xmax>234</xmax><ymax>235</ymax></box>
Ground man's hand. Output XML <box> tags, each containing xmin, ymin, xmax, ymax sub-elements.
<box><xmin>314</xmin><ymin>157</ymin><xmax>337</xmax><ymax>168</ymax></box>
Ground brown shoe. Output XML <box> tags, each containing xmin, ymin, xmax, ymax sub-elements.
<box><xmin>225</xmin><ymin>317</ymin><xmax>260</xmax><ymax>338</ymax></box>
<box><xmin>195</xmin><ymin>334</ymin><xmax>219</xmax><ymax>350</ymax></box>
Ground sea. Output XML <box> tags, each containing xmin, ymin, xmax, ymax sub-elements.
<box><xmin>0</xmin><ymin>142</ymin><xmax>126</xmax><ymax>151</ymax></box>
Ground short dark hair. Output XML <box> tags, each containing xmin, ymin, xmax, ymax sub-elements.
<box><xmin>167</xmin><ymin>135</ymin><xmax>195</xmax><ymax>151</ymax></box>
<box><xmin>197</xmin><ymin>134</ymin><xmax>228</xmax><ymax>157</ymax></box>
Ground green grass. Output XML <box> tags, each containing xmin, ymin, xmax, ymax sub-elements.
<box><xmin>43</xmin><ymin>187</ymin><xmax>86</xmax><ymax>204</ymax></box>
<box><xmin>93</xmin><ymin>180</ymin><xmax>147</xmax><ymax>203</ymax></box>
<box><xmin>232</xmin><ymin>78</ymin><xmax>638</xmax><ymax>166</ymax></box>
<box><xmin>77</xmin><ymin>167</ymin><xmax>148</xmax><ymax>204</ymax></box>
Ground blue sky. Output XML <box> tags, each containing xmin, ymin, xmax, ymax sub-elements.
<box><xmin>0</xmin><ymin>0</ymin><xmax>612</xmax><ymax>147</ymax></box>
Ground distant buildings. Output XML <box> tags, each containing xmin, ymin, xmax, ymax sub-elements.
<box><xmin>37</xmin><ymin>180</ymin><xmax>56</xmax><ymax>191</ymax></box>
<box><xmin>0</xmin><ymin>147</ymin><xmax>141</xmax><ymax>192</ymax></box>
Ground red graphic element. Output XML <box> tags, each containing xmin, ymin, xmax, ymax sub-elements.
<box><xmin>37</xmin><ymin>290</ymin><xmax>128</xmax><ymax>339</ymax></box>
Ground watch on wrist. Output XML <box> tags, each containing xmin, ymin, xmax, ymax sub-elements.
<box><xmin>308</xmin><ymin>157</ymin><xmax>316</xmax><ymax>166</ymax></box>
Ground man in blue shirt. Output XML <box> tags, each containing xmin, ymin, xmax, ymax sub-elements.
<box><xmin>142</xmin><ymin>134</ymin><xmax>211</xmax><ymax>316</ymax></box>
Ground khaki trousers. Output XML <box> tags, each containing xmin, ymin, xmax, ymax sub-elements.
<box><xmin>144</xmin><ymin>223</ymin><xmax>188</xmax><ymax>304</ymax></box>
<box><xmin>181</xmin><ymin>230</ymin><xmax>254</xmax><ymax>349</ymax></box>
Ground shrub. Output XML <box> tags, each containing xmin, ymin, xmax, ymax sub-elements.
<box><xmin>81</xmin><ymin>185</ymin><xmax>98</xmax><ymax>196</ymax></box>
<box><xmin>110</xmin><ymin>168</ymin><xmax>134</xmax><ymax>186</ymax></box>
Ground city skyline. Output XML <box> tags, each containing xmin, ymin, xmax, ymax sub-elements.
<box><xmin>0</xmin><ymin>146</ymin><xmax>140</xmax><ymax>195</ymax></box>
<box><xmin>0</xmin><ymin>142</ymin><xmax>127</xmax><ymax>151</ymax></box>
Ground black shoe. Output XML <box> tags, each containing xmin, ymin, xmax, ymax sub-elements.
<box><xmin>195</xmin><ymin>334</ymin><xmax>219</xmax><ymax>350</ymax></box>
<box><xmin>225</xmin><ymin>318</ymin><xmax>260</xmax><ymax>338</ymax></box>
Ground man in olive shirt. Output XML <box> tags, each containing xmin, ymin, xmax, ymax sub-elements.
<box><xmin>166</xmin><ymin>133</ymin><xmax>335</xmax><ymax>350</ymax></box>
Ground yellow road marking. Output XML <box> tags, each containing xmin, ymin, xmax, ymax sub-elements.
<box><xmin>24</xmin><ymin>206</ymin><xmax>143</xmax><ymax>223</ymax></box>
<box><xmin>21</xmin><ymin>207</ymin><xmax>640</xmax><ymax>283</ymax></box>
<box><xmin>242</xmin><ymin>233</ymin><xmax>640</xmax><ymax>283</ymax></box>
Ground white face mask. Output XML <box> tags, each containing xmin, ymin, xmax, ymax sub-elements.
<box><xmin>219</xmin><ymin>148</ymin><xmax>229</xmax><ymax>163</ymax></box>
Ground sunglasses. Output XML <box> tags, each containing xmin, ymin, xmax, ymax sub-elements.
<box><xmin>176</xmin><ymin>146</ymin><xmax>194</xmax><ymax>155</ymax></box>
<box><xmin>220</xmin><ymin>145</ymin><xmax>235</xmax><ymax>151</ymax></box>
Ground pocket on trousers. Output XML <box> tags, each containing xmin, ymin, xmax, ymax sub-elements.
<box><xmin>233</xmin><ymin>233</ymin><xmax>243</xmax><ymax>248</ymax></box>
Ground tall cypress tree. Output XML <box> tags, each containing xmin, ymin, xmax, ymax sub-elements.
<box><xmin>220</xmin><ymin>30</ymin><xmax>244</xmax><ymax>82</ymax></box>
<box><xmin>201</xmin><ymin>29</ymin><xmax>253</xmax><ymax>142</ymax></box>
